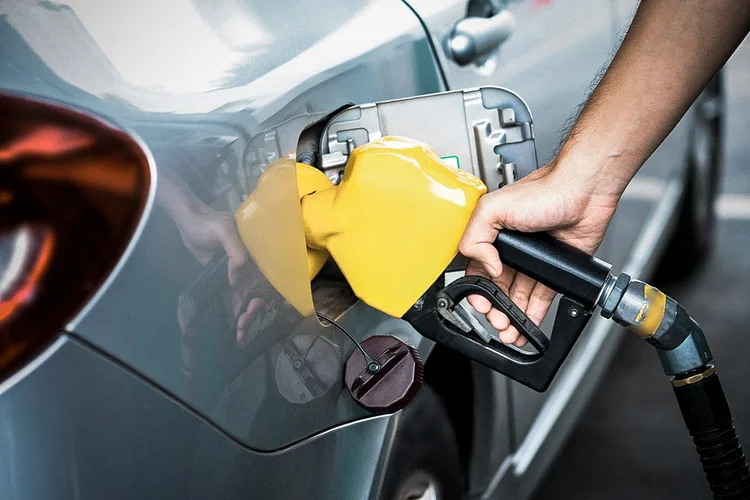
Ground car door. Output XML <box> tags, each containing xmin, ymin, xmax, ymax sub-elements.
<box><xmin>402</xmin><ymin>0</ymin><xmax>618</xmax><ymax>496</ymax></box>
<box><xmin>607</xmin><ymin>0</ymin><xmax>695</xmax><ymax>262</ymax></box>
<box><xmin>0</xmin><ymin>0</ymin><xmax>445</xmax><ymax>455</ymax></box>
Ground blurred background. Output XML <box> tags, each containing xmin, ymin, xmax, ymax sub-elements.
<box><xmin>534</xmin><ymin>37</ymin><xmax>750</xmax><ymax>500</ymax></box>
<box><xmin>1</xmin><ymin>1</ymin><xmax>749</xmax><ymax>499</ymax></box>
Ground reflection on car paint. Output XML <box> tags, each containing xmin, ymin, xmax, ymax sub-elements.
<box><xmin>0</xmin><ymin>0</ymin><xmax>441</xmax><ymax>452</ymax></box>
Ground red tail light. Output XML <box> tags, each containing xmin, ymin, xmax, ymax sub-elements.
<box><xmin>0</xmin><ymin>93</ymin><xmax>152</xmax><ymax>379</ymax></box>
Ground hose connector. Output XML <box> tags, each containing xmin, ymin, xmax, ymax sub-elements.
<box><xmin>598</xmin><ymin>276</ymin><xmax>713</xmax><ymax>375</ymax></box>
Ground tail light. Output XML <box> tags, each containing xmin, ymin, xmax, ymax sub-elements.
<box><xmin>0</xmin><ymin>93</ymin><xmax>152</xmax><ymax>380</ymax></box>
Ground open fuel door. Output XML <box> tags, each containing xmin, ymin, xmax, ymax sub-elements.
<box><xmin>314</xmin><ymin>87</ymin><xmax>538</xmax><ymax>191</ymax></box>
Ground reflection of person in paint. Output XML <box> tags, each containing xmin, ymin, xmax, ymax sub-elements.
<box><xmin>156</xmin><ymin>170</ymin><xmax>264</xmax><ymax>342</ymax></box>
<box><xmin>461</xmin><ymin>1</ymin><xmax>750</xmax><ymax>346</ymax></box>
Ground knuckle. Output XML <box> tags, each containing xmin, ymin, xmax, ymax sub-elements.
<box><xmin>512</xmin><ymin>289</ymin><xmax>530</xmax><ymax>304</ymax></box>
<box><xmin>475</xmin><ymin>195</ymin><xmax>489</xmax><ymax>211</ymax></box>
<box><xmin>474</xmin><ymin>196</ymin><xmax>495</xmax><ymax>219</ymax></box>
<box><xmin>458</xmin><ymin>239</ymin><xmax>472</xmax><ymax>256</ymax></box>
<box><xmin>499</xmin><ymin>329</ymin><xmax>519</xmax><ymax>344</ymax></box>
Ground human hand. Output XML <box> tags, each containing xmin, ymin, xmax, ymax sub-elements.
<box><xmin>174</xmin><ymin>204</ymin><xmax>249</xmax><ymax>288</ymax></box>
<box><xmin>158</xmin><ymin>171</ymin><xmax>266</xmax><ymax>342</ymax></box>
<box><xmin>173</xmin><ymin>205</ymin><xmax>271</xmax><ymax>343</ymax></box>
<box><xmin>458</xmin><ymin>160</ymin><xmax>619</xmax><ymax>346</ymax></box>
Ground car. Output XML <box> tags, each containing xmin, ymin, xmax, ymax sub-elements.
<box><xmin>0</xmin><ymin>0</ymin><xmax>723</xmax><ymax>499</ymax></box>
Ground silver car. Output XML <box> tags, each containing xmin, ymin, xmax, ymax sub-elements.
<box><xmin>0</xmin><ymin>1</ymin><xmax>722</xmax><ymax>499</ymax></box>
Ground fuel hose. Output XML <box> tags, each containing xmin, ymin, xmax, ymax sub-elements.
<box><xmin>494</xmin><ymin>230</ymin><xmax>750</xmax><ymax>498</ymax></box>
<box><xmin>673</xmin><ymin>368</ymin><xmax>750</xmax><ymax>498</ymax></box>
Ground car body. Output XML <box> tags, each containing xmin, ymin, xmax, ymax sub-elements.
<box><xmin>0</xmin><ymin>1</ymin><xmax>722</xmax><ymax>499</ymax></box>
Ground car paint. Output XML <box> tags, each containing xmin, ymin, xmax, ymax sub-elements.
<box><xmin>0</xmin><ymin>336</ymin><xmax>394</xmax><ymax>500</ymax></box>
<box><xmin>0</xmin><ymin>0</ymin><xmax>444</xmax><ymax>496</ymax></box>
<box><xmin>0</xmin><ymin>0</ymin><xmax>698</xmax><ymax>498</ymax></box>
<box><xmin>0</xmin><ymin>0</ymin><xmax>446</xmax><ymax>452</ymax></box>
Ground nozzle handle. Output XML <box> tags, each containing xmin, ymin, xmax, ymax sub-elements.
<box><xmin>494</xmin><ymin>230</ymin><xmax>611</xmax><ymax>309</ymax></box>
<box><xmin>404</xmin><ymin>276</ymin><xmax>592</xmax><ymax>392</ymax></box>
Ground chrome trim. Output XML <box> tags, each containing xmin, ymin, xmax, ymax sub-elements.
<box><xmin>0</xmin><ymin>336</ymin><xmax>67</xmax><ymax>397</ymax></box>
<box><xmin>65</xmin><ymin>120</ymin><xmax>157</xmax><ymax>331</ymax></box>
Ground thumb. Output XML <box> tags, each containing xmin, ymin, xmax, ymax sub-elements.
<box><xmin>218</xmin><ymin>224</ymin><xmax>250</xmax><ymax>287</ymax></box>
<box><xmin>459</xmin><ymin>195</ymin><xmax>506</xmax><ymax>278</ymax></box>
<box><xmin>460</xmin><ymin>240</ymin><xmax>503</xmax><ymax>278</ymax></box>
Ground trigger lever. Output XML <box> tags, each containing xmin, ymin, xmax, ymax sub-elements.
<box><xmin>438</xmin><ymin>276</ymin><xmax>550</xmax><ymax>352</ymax></box>
<box><xmin>436</xmin><ymin>296</ymin><xmax>494</xmax><ymax>343</ymax></box>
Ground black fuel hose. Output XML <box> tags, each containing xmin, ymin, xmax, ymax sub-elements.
<box><xmin>673</xmin><ymin>369</ymin><xmax>750</xmax><ymax>499</ymax></box>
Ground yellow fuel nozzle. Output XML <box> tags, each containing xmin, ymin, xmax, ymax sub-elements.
<box><xmin>234</xmin><ymin>137</ymin><xmax>486</xmax><ymax>318</ymax></box>
<box><xmin>298</xmin><ymin>136</ymin><xmax>486</xmax><ymax>317</ymax></box>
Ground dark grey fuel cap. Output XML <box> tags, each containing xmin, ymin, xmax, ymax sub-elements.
<box><xmin>344</xmin><ymin>335</ymin><xmax>423</xmax><ymax>414</ymax></box>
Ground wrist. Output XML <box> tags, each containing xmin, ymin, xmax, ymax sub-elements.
<box><xmin>550</xmin><ymin>143</ymin><xmax>641</xmax><ymax>203</ymax></box>
<box><xmin>158</xmin><ymin>171</ymin><xmax>209</xmax><ymax>223</ymax></box>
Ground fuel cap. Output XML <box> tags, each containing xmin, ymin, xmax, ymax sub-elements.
<box><xmin>344</xmin><ymin>335</ymin><xmax>423</xmax><ymax>414</ymax></box>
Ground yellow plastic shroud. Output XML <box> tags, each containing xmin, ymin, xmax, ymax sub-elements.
<box><xmin>234</xmin><ymin>156</ymin><xmax>317</xmax><ymax>317</ymax></box>
<box><xmin>234</xmin><ymin>136</ymin><xmax>486</xmax><ymax>318</ymax></box>
<box><xmin>299</xmin><ymin>136</ymin><xmax>486</xmax><ymax>317</ymax></box>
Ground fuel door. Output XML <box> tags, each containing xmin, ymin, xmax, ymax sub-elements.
<box><xmin>318</xmin><ymin>87</ymin><xmax>538</xmax><ymax>191</ymax></box>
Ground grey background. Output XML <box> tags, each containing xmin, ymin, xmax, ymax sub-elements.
<box><xmin>534</xmin><ymin>37</ymin><xmax>750</xmax><ymax>500</ymax></box>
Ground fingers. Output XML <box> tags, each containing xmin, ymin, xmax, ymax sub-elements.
<box><xmin>465</xmin><ymin>260</ymin><xmax>493</xmax><ymax>313</ymax></box>
<box><xmin>466</xmin><ymin>259</ymin><xmax>516</xmax><ymax>331</ymax></box>
<box><xmin>460</xmin><ymin>189</ymin><xmax>537</xmax><ymax>345</ymax></box>
<box><xmin>459</xmin><ymin>195</ymin><xmax>504</xmax><ymax>278</ymax></box>
<box><xmin>514</xmin><ymin>336</ymin><xmax>528</xmax><ymax>348</ymax></box>
<box><xmin>464</xmin><ymin>264</ymin><xmax>555</xmax><ymax>347</ymax></box>
<box><xmin>510</xmin><ymin>283</ymin><xmax>557</xmax><ymax>348</ymax></box>
<box><xmin>467</xmin><ymin>294</ymin><xmax>492</xmax><ymax>314</ymax></box>
<box><xmin>495</xmin><ymin>273</ymin><xmax>536</xmax><ymax>344</ymax></box>
<box><xmin>218</xmin><ymin>219</ymin><xmax>250</xmax><ymax>287</ymax></box>
<box><xmin>487</xmin><ymin>308</ymin><xmax>511</xmax><ymax>332</ymax></box>
<box><xmin>457</xmin><ymin>161</ymin><xmax>605</xmax><ymax>347</ymax></box>
<box><xmin>525</xmin><ymin>283</ymin><xmax>558</xmax><ymax>327</ymax></box>
<box><xmin>236</xmin><ymin>297</ymin><xmax>265</xmax><ymax>342</ymax></box>
<box><xmin>486</xmin><ymin>266</ymin><xmax>515</xmax><ymax>331</ymax></box>
<box><xmin>461</xmin><ymin>241</ymin><xmax>503</xmax><ymax>279</ymax></box>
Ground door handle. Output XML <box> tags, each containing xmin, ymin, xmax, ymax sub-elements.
<box><xmin>447</xmin><ymin>10</ymin><xmax>515</xmax><ymax>66</ymax></box>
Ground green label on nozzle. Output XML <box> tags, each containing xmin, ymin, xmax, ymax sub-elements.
<box><xmin>441</xmin><ymin>155</ymin><xmax>460</xmax><ymax>169</ymax></box>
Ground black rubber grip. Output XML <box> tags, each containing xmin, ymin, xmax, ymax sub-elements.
<box><xmin>493</xmin><ymin>230</ymin><xmax>611</xmax><ymax>309</ymax></box>
<box><xmin>673</xmin><ymin>372</ymin><xmax>750</xmax><ymax>499</ymax></box>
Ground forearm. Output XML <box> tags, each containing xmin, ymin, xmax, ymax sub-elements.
<box><xmin>156</xmin><ymin>170</ymin><xmax>207</xmax><ymax>221</ymax></box>
<box><xmin>557</xmin><ymin>0</ymin><xmax>750</xmax><ymax>199</ymax></box>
